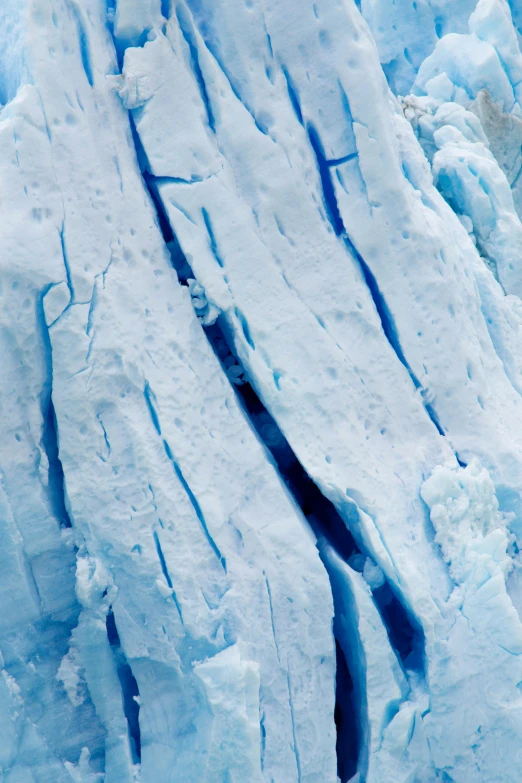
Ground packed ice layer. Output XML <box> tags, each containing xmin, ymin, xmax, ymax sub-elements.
<box><xmin>3</xmin><ymin>0</ymin><xmax>522</xmax><ymax>782</ymax></box>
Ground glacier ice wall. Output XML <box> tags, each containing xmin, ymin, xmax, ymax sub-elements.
<box><xmin>3</xmin><ymin>0</ymin><xmax>522</xmax><ymax>781</ymax></box>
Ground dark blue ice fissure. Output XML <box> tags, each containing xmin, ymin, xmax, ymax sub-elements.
<box><xmin>142</xmin><ymin>375</ymin><xmax>226</xmax><ymax>569</ymax></box>
<box><xmin>41</xmin><ymin>399</ymin><xmax>73</xmax><ymax>529</ymax></box>
<box><xmin>143</xmin><ymin>382</ymin><xmax>162</xmax><ymax>436</ymax></box>
<box><xmin>153</xmin><ymin>531</ymin><xmax>173</xmax><ymax>588</ymax></box>
<box><xmin>281</xmin><ymin>64</ymin><xmax>304</xmax><ymax>126</ymax></box>
<box><xmin>59</xmin><ymin>224</ymin><xmax>75</xmax><ymax>301</ymax></box>
<box><xmin>305</xmin><ymin>118</ymin><xmax>422</xmax><ymax>398</ymax></box>
<box><xmin>234</xmin><ymin>307</ymin><xmax>255</xmax><ymax>350</ymax></box>
<box><xmin>344</xmin><ymin>232</ymin><xmax>448</xmax><ymax>439</ymax></box>
<box><xmin>334</xmin><ymin>639</ymin><xmax>359</xmax><ymax>783</ymax></box>
<box><xmin>175</xmin><ymin>4</ymin><xmax>216</xmax><ymax>133</ymax></box>
<box><xmin>130</xmin><ymin>115</ymin><xmax>152</xmax><ymax>175</ymax></box>
<box><xmin>106</xmin><ymin>609</ymin><xmax>142</xmax><ymax>762</ymax></box>
<box><xmin>372</xmin><ymin>582</ymin><xmax>426</xmax><ymax>674</ymax></box>
<box><xmin>307</xmin><ymin>122</ymin><xmax>345</xmax><ymax>235</ymax></box>
<box><xmin>143</xmin><ymin>174</ymin><xmax>175</xmax><ymax>242</ymax></box>
<box><xmin>326</xmin><ymin>152</ymin><xmax>359</xmax><ymax>167</ymax></box>
<box><xmin>304</xmin><ymin>119</ymin><xmax>441</xmax><ymax>440</ymax></box>
<box><xmin>211</xmin><ymin>326</ymin><xmax>425</xmax><ymax>670</ymax></box>
<box><xmin>142</xmin><ymin>174</ymin><xmax>194</xmax><ymax>279</ymax></box>
<box><xmin>70</xmin><ymin>5</ymin><xmax>94</xmax><ymax>87</ymax></box>
<box><xmin>37</xmin><ymin>288</ymin><xmax>74</xmax><ymax>530</ymax></box>
<box><xmin>350</xmin><ymin>236</ymin><xmax>420</xmax><ymax>388</ymax></box>
<box><xmin>162</xmin><ymin>438</ymin><xmax>227</xmax><ymax>572</ymax></box>
<box><xmin>201</xmin><ymin>207</ymin><xmax>226</xmax><ymax>268</ymax></box>
<box><xmin>161</xmin><ymin>0</ymin><xmax>171</xmax><ymax>20</ymax></box>
<box><xmin>153</xmin><ymin>531</ymin><xmax>185</xmax><ymax>623</ymax></box>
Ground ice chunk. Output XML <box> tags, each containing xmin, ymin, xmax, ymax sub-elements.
<box><xmin>64</xmin><ymin>747</ymin><xmax>104</xmax><ymax>783</ymax></box>
<box><xmin>408</xmin><ymin>0</ymin><xmax>522</xmax><ymax>218</ymax></box>
<box><xmin>431</xmin><ymin>123</ymin><xmax>522</xmax><ymax>295</ymax></box>
<box><xmin>420</xmin><ymin>460</ymin><xmax>522</xmax><ymax>780</ymax></box>
<box><xmin>193</xmin><ymin>645</ymin><xmax>263</xmax><ymax>782</ymax></box>
<box><xmin>421</xmin><ymin>458</ymin><xmax>512</xmax><ymax>583</ymax></box>
<box><xmin>187</xmin><ymin>277</ymin><xmax>220</xmax><ymax>325</ymax></box>
<box><xmin>362</xmin><ymin>558</ymin><xmax>385</xmax><ymax>590</ymax></box>
<box><xmin>56</xmin><ymin>648</ymin><xmax>87</xmax><ymax>708</ymax></box>
<box><xmin>415</xmin><ymin>33</ymin><xmax>516</xmax><ymax>111</ymax></box>
<box><xmin>470</xmin><ymin>89</ymin><xmax>522</xmax><ymax>195</ymax></box>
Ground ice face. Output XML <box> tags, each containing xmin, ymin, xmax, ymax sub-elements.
<box><xmin>3</xmin><ymin>1</ymin><xmax>522</xmax><ymax>782</ymax></box>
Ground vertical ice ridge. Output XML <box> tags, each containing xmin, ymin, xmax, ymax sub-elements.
<box><xmin>124</xmin><ymin>15</ymin><xmax>444</xmax><ymax>620</ymax></box>
<box><xmin>264</xmin><ymin>574</ymin><xmax>301</xmax><ymax>780</ymax></box>
<box><xmin>132</xmin><ymin>163</ymin><xmax>426</xmax><ymax>692</ymax></box>
<box><xmin>0</xmin><ymin>465</ymin><xmax>45</xmax><ymax>614</ymax></box>
<box><xmin>285</xmin><ymin>667</ymin><xmax>302</xmax><ymax>783</ymax></box>
<box><xmin>199</xmin><ymin>317</ymin><xmax>428</xmax><ymax>779</ymax></box>
<box><xmin>178</xmin><ymin>0</ymin><xmax>272</xmax><ymax>139</ymax></box>
<box><xmin>130</xmin><ymin>117</ymin><xmax>434</xmax><ymax>776</ymax></box>
<box><xmin>114</xmin><ymin>5</ymin><xmax>503</xmax><ymax>779</ymax></box>
<box><xmin>115</xmin><ymin>7</ymin><xmax>433</xmax><ymax>778</ymax></box>
<box><xmin>299</xmin><ymin>89</ymin><xmax>449</xmax><ymax>444</ymax></box>
<box><xmin>142</xmin><ymin>365</ymin><xmax>226</xmax><ymax>572</ymax></box>
<box><xmin>133</xmin><ymin>122</ymin><xmax>366</xmax><ymax>781</ymax></box>
<box><xmin>264</xmin><ymin>575</ymin><xmax>280</xmax><ymax>665</ymax></box>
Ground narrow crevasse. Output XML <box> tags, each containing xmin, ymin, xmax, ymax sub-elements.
<box><xmin>106</xmin><ymin>608</ymin><xmax>142</xmax><ymax>763</ymax></box>
<box><xmin>137</xmin><ymin>148</ymin><xmax>434</xmax><ymax>781</ymax></box>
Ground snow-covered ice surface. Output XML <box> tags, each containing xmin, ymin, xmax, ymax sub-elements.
<box><xmin>3</xmin><ymin>0</ymin><xmax>522</xmax><ymax>781</ymax></box>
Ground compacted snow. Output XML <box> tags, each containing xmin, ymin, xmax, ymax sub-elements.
<box><xmin>2</xmin><ymin>0</ymin><xmax>522</xmax><ymax>781</ymax></box>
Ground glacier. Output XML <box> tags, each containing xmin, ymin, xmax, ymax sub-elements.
<box><xmin>3</xmin><ymin>0</ymin><xmax>522</xmax><ymax>780</ymax></box>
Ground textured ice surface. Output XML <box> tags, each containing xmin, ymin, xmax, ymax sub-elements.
<box><xmin>3</xmin><ymin>0</ymin><xmax>522</xmax><ymax>781</ymax></box>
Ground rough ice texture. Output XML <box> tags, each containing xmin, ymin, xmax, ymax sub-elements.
<box><xmin>3</xmin><ymin>0</ymin><xmax>522</xmax><ymax>782</ymax></box>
